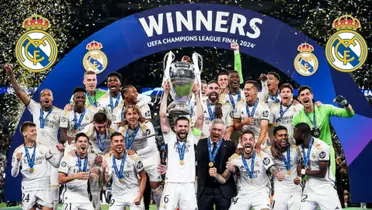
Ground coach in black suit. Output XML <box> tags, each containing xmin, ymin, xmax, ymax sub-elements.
<box><xmin>196</xmin><ymin>119</ymin><xmax>237</xmax><ymax>210</ymax></box>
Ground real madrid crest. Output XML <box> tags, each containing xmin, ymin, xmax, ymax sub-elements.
<box><xmin>294</xmin><ymin>43</ymin><xmax>319</xmax><ymax>76</ymax></box>
<box><xmin>325</xmin><ymin>15</ymin><xmax>368</xmax><ymax>72</ymax></box>
<box><xmin>83</xmin><ymin>40</ymin><xmax>108</xmax><ymax>74</ymax></box>
<box><xmin>15</xmin><ymin>14</ymin><xmax>58</xmax><ymax>73</ymax></box>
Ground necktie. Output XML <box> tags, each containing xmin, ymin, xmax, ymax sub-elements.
<box><xmin>212</xmin><ymin>142</ymin><xmax>217</xmax><ymax>154</ymax></box>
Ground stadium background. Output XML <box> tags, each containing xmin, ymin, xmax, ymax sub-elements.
<box><xmin>0</xmin><ymin>0</ymin><xmax>371</xmax><ymax>208</ymax></box>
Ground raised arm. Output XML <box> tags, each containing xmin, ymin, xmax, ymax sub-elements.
<box><xmin>4</xmin><ymin>64</ymin><xmax>30</xmax><ymax>105</ymax></box>
<box><xmin>159</xmin><ymin>82</ymin><xmax>171</xmax><ymax>133</ymax></box>
<box><xmin>45</xmin><ymin>149</ymin><xmax>63</xmax><ymax>168</ymax></box>
<box><xmin>193</xmin><ymin>83</ymin><xmax>204</xmax><ymax>131</ymax></box>
<box><xmin>231</xmin><ymin>42</ymin><xmax>243</xmax><ymax>84</ymax></box>
<box><xmin>331</xmin><ymin>96</ymin><xmax>355</xmax><ymax>118</ymax></box>
<box><xmin>256</xmin><ymin>119</ymin><xmax>269</xmax><ymax>150</ymax></box>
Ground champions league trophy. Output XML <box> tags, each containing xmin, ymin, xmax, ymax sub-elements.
<box><xmin>162</xmin><ymin>51</ymin><xmax>203</xmax><ymax>117</ymax></box>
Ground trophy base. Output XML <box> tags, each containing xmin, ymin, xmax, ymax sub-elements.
<box><xmin>168</xmin><ymin>101</ymin><xmax>190</xmax><ymax>117</ymax></box>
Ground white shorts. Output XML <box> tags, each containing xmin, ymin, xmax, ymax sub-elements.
<box><xmin>229</xmin><ymin>191</ymin><xmax>271</xmax><ymax>210</ymax></box>
<box><xmin>109</xmin><ymin>193</ymin><xmax>144</xmax><ymax>210</ymax></box>
<box><xmin>142</xmin><ymin>152</ymin><xmax>162</xmax><ymax>182</ymax></box>
<box><xmin>159</xmin><ymin>182</ymin><xmax>197</xmax><ymax>210</ymax></box>
<box><xmin>22</xmin><ymin>188</ymin><xmax>53</xmax><ymax>210</ymax></box>
<box><xmin>272</xmin><ymin>191</ymin><xmax>301</xmax><ymax>210</ymax></box>
<box><xmin>301</xmin><ymin>186</ymin><xmax>342</xmax><ymax>210</ymax></box>
<box><xmin>62</xmin><ymin>202</ymin><xmax>94</xmax><ymax>210</ymax></box>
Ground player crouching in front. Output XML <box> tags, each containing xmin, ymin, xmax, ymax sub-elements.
<box><xmin>11</xmin><ymin>121</ymin><xmax>64</xmax><ymax>210</ymax></box>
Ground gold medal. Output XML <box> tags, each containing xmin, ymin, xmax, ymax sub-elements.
<box><xmin>250</xmin><ymin>179</ymin><xmax>253</xmax><ymax>184</ymax></box>
<box><xmin>179</xmin><ymin>160</ymin><xmax>184</xmax><ymax>165</ymax></box>
<box><xmin>208</xmin><ymin>162</ymin><xmax>214</xmax><ymax>167</ymax></box>
<box><xmin>29</xmin><ymin>168</ymin><xmax>34</xmax><ymax>173</ymax></box>
<box><xmin>287</xmin><ymin>170</ymin><xmax>291</xmax><ymax>175</ymax></box>
<box><xmin>119</xmin><ymin>178</ymin><xmax>125</xmax><ymax>183</ymax></box>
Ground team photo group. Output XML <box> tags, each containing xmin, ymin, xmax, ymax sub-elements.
<box><xmin>4</xmin><ymin>41</ymin><xmax>355</xmax><ymax>210</ymax></box>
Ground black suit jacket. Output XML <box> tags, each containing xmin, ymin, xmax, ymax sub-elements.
<box><xmin>196</xmin><ymin>138</ymin><xmax>237</xmax><ymax>199</ymax></box>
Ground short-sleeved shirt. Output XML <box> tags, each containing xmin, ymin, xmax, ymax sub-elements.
<box><xmin>110</xmin><ymin>103</ymin><xmax>152</xmax><ymax>130</ymax></box>
<box><xmin>292</xmin><ymin>105</ymin><xmax>354</xmax><ymax>145</ymax></box>
<box><xmin>298</xmin><ymin>138</ymin><xmax>335</xmax><ymax>191</ymax></box>
<box><xmin>82</xmin><ymin>123</ymin><xmax>116</xmax><ymax>155</ymax></box>
<box><xmin>27</xmin><ymin>100</ymin><xmax>63</xmax><ymax>153</ymax></box>
<box><xmin>229</xmin><ymin>151</ymin><xmax>274</xmax><ymax>194</ymax></box>
<box><xmin>97</xmin><ymin>92</ymin><xmax>123</xmax><ymax>114</ymax></box>
<box><xmin>162</xmin><ymin>128</ymin><xmax>201</xmax><ymax>183</ymax></box>
<box><xmin>220</xmin><ymin>89</ymin><xmax>246</xmax><ymax>109</ymax></box>
<box><xmin>103</xmin><ymin>153</ymin><xmax>144</xmax><ymax>196</ymax></box>
<box><xmin>69</xmin><ymin>89</ymin><xmax>107</xmax><ymax>107</ymax></box>
<box><xmin>12</xmin><ymin>144</ymin><xmax>55</xmax><ymax>189</ymax></box>
<box><xmin>59</xmin><ymin>105</ymin><xmax>97</xmax><ymax>140</ymax></box>
<box><xmin>232</xmin><ymin>99</ymin><xmax>270</xmax><ymax>141</ymax></box>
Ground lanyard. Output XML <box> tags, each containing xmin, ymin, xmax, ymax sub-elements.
<box><xmin>76</xmin><ymin>151</ymin><xmax>88</xmax><ymax>172</ymax></box>
<box><xmin>109</xmin><ymin>94</ymin><xmax>120</xmax><ymax>112</ymax></box>
<box><xmin>269</xmin><ymin>90</ymin><xmax>280</xmax><ymax>103</ymax></box>
<box><xmin>24</xmin><ymin>145</ymin><xmax>36</xmax><ymax>169</ymax></box>
<box><xmin>276</xmin><ymin>102</ymin><xmax>293</xmax><ymax>122</ymax></box>
<box><xmin>73</xmin><ymin>109</ymin><xmax>86</xmax><ymax>131</ymax></box>
<box><xmin>304</xmin><ymin>106</ymin><xmax>317</xmax><ymax>128</ymax></box>
<box><xmin>125</xmin><ymin>126</ymin><xmax>140</xmax><ymax>149</ymax></box>
<box><xmin>245</xmin><ymin>99</ymin><xmax>259</xmax><ymax>118</ymax></box>
<box><xmin>39</xmin><ymin>107</ymin><xmax>53</xmax><ymax>128</ymax></box>
<box><xmin>229</xmin><ymin>91</ymin><xmax>241</xmax><ymax>109</ymax></box>
<box><xmin>96</xmin><ymin>130</ymin><xmax>108</xmax><ymax>152</ymax></box>
<box><xmin>206</xmin><ymin>101</ymin><xmax>216</xmax><ymax>121</ymax></box>
<box><xmin>208</xmin><ymin>138</ymin><xmax>222</xmax><ymax>163</ymax></box>
<box><xmin>86</xmin><ymin>91</ymin><xmax>97</xmax><ymax>107</ymax></box>
<box><xmin>302</xmin><ymin>137</ymin><xmax>314</xmax><ymax>168</ymax></box>
<box><xmin>113</xmin><ymin>153</ymin><xmax>127</xmax><ymax>179</ymax></box>
<box><xmin>277</xmin><ymin>145</ymin><xmax>291</xmax><ymax>171</ymax></box>
<box><xmin>241</xmin><ymin>151</ymin><xmax>256</xmax><ymax>179</ymax></box>
<box><xmin>176</xmin><ymin>140</ymin><xmax>187</xmax><ymax>162</ymax></box>
<box><xmin>121</xmin><ymin>105</ymin><xmax>125</xmax><ymax>122</ymax></box>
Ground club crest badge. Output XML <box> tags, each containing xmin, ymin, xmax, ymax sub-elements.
<box><xmin>325</xmin><ymin>15</ymin><xmax>368</xmax><ymax>72</ymax></box>
<box><xmin>294</xmin><ymin>43</ymin><xmax>319</xmax><ymax>76</ymax></box>
<box><xmin>83</xmin><ymin>40</ymin><xmax>108</xmax><ymax>74</ymax></box>
<box><xmin>15</xmin><ymin>14</ymin><xmax>58</xmax><ymax>72</ymax></box>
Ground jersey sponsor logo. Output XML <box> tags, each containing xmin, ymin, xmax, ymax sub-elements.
<box><xmin>293</xmin><ymin>42</ymin><xmax>318</xmax><ymax>76</ymax></box>
<box><xmin>263</xmin><ymin>157</ymin><xmax>270</xmax><ymax>166</ymax></box>
<box><xmin>83</xmin><ymin>40</ymin><xmax>108</xmax><ymax>74</ymax></box>
<box><xmin>319</xmin><ymin>151</ymin><xmax>326</xmax><ymax>159</ymax></box>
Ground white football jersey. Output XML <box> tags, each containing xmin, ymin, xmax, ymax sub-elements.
<box><xmin>12</xmin><ymin>144</ymin><xmax>60</xmax><ymax>190</ymax></box>
<box><xmin>27</xmin><ymin>100</ymin><xmax>63</xmax><ymax>154</ymax></box>
<box><xmin>232</xmin><ymin>99</ymin><xmax>270</xmax><ymax>141</ymax></box>
<box><xmin>103</xmin><ymin>153</ymin><xmax>144</xmax><ymax>196</ymax></box>
<box><xmin>110</xmin><ymin>103</ymin><xmax>152</xmax><ymax>130</ymax></box>
<box><xmin>230</xmin><ymin>151</ymin><xmax>274</xmax><ymax>194</ymax></box>
<box><xmin>82</xmin><ymin>123</ymin><xmax>116</xmax><ymax>155</ymax></box>
<box><xmin>97</xmin><ymin>92</ymin><xmax>123</xmax><ymax>114</ymax></box>
<box><xmin>221</xmin><ymin>89</ymin><xmax>245</xmax><ymax>109</ymax></box>
<box><xmin>268</xmin><ymin>145</ymin><xmax>302</xmax><ymax>193</ymax></box>
<box><xmin>59</xmin><ymin>152</ymin><xmax>96</xmax><ymax>201</ymax></box>
<box><xmin>299</xmin><ymin>138</ymin><xmax>335</xmax><ymax>192</ymax></box>
<box><xmin>118</xmin><ymin>122</ymin><xmax>158</xmax><ymax>159</ymax></box>
<box><xmin>269</xmin><ymin>102</ymin><xmax>303</xmax><ymax>144</ymax></box>
<box><xmin>59</xmin><ymin>105</ymin><xmax>97</xmax><ymax>140</ymax></box>
<box><xmin>163</xmin><ymin>129</ymin><xmax>200</xmax><ymax>183</ymax></box>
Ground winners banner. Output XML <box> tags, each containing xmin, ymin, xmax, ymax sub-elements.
<box><xmin>5</xmin><ymin>3</ymin><xmax>372</xmax><ymax>202</ymax></box>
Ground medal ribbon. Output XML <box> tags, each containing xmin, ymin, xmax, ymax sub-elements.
<box><xmin>208</xmin><ymin>138</ymin><xmax>222</xmax><ymax>164</ymax></box>
<box><xmin>302</xmin><ymin>137</ymin><xmax>314</xmax><ymax>168</ymax></box>
<box><xmin>109</xmin><ymin>94</ymin><xmax>120</xmax><ymax>112</ymax></box>
<box><xmin>229</xmin><ymin>91</ymin><xmax>241</xmax><ymax>109</ymax></box>
<box><xmin>245</xmin><ymin>99</ymin><xmax>259</xmax><ymax>118</ymax></box>
<box><xmin>125</xmin><ymin>126</ymin><xmax>140</xmax><ymax>149</ymax></box>
<box><xmin>241</xmin><ymin>151</ymin><xmax>256</xmax><ymax>179</ymax></box>
<box><xmin>24</xmin><ymin>145</ymin><xmax>36</xmax><ymax>169</ymax></box>
<box><xmin>73</xmin><ymin>109</ymin><xmax>86</xmax><ymax>131</ymax></box>
<box><xmin>177</xmin><ymin>140</ymin><xmax>187</xmax><ymax>162</ymax></box>
<box><xmin>276</xmin><ymin>102</ymin><xmax>293</xmax><ymax>123</ymax></box>
<box><xmin>206</xmin><ymin>101</ymin><xmax>216</xmax><ymax>121</ymax></box>
<box><xmin>113</xmin><ymin>153</ymin><xmax>127</xmax><ymax>179</ymax></box>
<box><xmin>96</xmin><ymin>130</ymin><xmax>108</xmax><ymax>152</ymax></box>
<box><xmin>269</xmin><ymin>90</ymin><xmax>280</xmax><ymax>103</ymax></box>
<box><xmin>121</xmin><ymin>105</ymin><xmax>125</xmax><ymax>122</ymax></box>
<box><xmin>75</xmin><ymin>151</ymin><xmax>88</xmax><ymax>172</ymax></box>
<box><xmin>39</xmin><ymin>107</ymin><xmax>53</xmax><ymax>128</ymax></box>
<box><xmin>86</xmin><ymin>91</ymin><xmax>97</xmax><ymax>107</ymax></box>
<box><xmin>304</xmin><ymin>106</ymin><xmax>317</xmax><ymax>129</ymax></box>
<box><xmin>282</xmin><ymin>146</ymin><xmax>291</xmax><ymax>171</ymax></box>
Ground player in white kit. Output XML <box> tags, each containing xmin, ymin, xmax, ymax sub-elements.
<box><xmin>211</xmin><ymin>130</ymin><xmax>282</xmax><ymax>210</ymax></box>
<box><xmin>269</xmin><ymin>126</ymin><xmax>302</xmax><ymax>210</ymax></box>
<box><xmin>269</xmin><ymin>83</ymin><xmax>303</xmax><ymax>145</ymax></box>
<box><xmin>5</xmin><ymin>64</ymin><xmax>63</xmax><ymax>210</ymax></box>
<box><xmin>117</xmin><ymin>105</ymin><xmax>163</xmax><ymax>208</ymax></box>
<box><xmin>97</xmin><ymin>72</ymin><xmax>123</xmax><ymax>114</ymax></box>
<box><xmin>102</xmin><ymin>132</ymin><xmax>147</xmax><ymax>210</ymax></box>
<box><xmin>232</xmin><ymin>80</ymin><xmax>270</xmax><ymax>151</ymax></box>
<box><xmin>60</xmin><ymin>87</ymin><xmax>97</xmax><ymax>153</ymax></box>
<box><xmin>293</xmin><ymin>123</ymin><xmax>342</xmax><ymax>210</ymax></box>
<box><xmin>259</xmin><ymin>72</ymin><xmax>281</xmax><ymax>108</ymax></box>
<box><xmin>58</xmin><ymin>133</ymin><xmax>99</xmax><ymax>210</ymax></box>
<box><xmin>158</xmin><ymin>81</ymin><xmax>204</xmax><ymax>210</ymax></box>
<box><xmin>11</xmin><ymin>122</ymin><xmax>63</xmax><ymax>210</ymax></box>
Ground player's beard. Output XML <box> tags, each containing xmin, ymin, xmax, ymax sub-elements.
<box><xmin>278</xmin><ymin>138</ymin><xmax>288</xmax><ymax>148</ymax></box>
<box><xmin>176</xmin><ymin>130</ymin><xmax>188</xmax><ymax>141</ymax></box>
<box><xmin>208</xmin><ymin>91</ymin><xmax>219</xmax><ymax>103</ymax></box>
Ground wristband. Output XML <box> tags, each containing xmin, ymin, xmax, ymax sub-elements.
<box><xmin>301</xmin><ymin>169</ymin><xmax>306</xmax><ymax>175</ymax></box>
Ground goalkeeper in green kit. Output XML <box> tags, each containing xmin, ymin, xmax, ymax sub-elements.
<box><xmin>292</xmin><ymin>86</ymin><xmax>354</xmax><ymax>177</ymax></box>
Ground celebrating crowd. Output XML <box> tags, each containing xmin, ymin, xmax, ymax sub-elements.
<box><xmin>3</xmin><ymin>43</ymin><xmax>355</xmax><ymax>210</ymax></box>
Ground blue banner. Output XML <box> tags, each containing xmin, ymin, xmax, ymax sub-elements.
<box><xmin>5</xmin><ymin>3</ymin><xmax>372</xmax><ymax>202</ymax></box>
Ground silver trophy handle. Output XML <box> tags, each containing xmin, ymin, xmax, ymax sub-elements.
<box><xmin>192</xmin><ymin>52</ymin><xmax>203</xmax><ymax>98</ymax></box>
<box><xmin>162</xmin><ymin>51</ymin><xmax>175</xmax><ymax>87</ymax></box>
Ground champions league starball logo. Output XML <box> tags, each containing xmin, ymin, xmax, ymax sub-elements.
<box><xmin>293</xmin><ymin>42</ymin><xmax>319</xmax><ymax>76</ymax></box>
<box><xmin>325</xmin><ymin>14</ymin><xmax>368</xmax><ymax>73</ymax></box>
<box><xmin>15</xmin><ymin>14</ymin><xmax>58</xmax><ymax>73</ymax></box>
<box><xmin>83</xmin><ymin>40</ymin><xmax>108</xmax><ymax>74</ymax></box>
